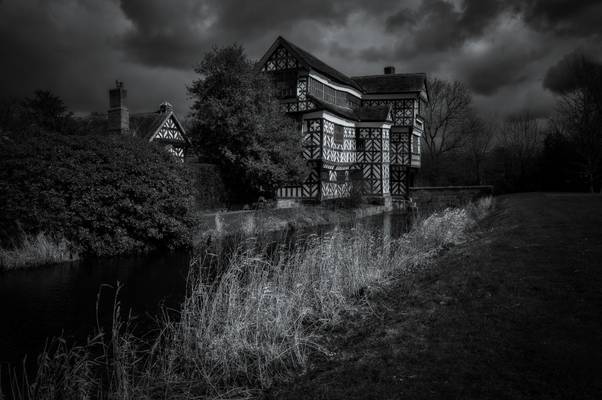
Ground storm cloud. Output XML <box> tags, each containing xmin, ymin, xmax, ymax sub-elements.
<box><xmin>0</xmin><ymin>0</ymin><xmax>600</xmax><ymax>117</ymax></box>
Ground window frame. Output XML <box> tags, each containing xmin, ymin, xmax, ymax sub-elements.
<box><xmin>334</xmin><ymin>124</ymin><xmax>345</xmax><ymax>146</ymax></box>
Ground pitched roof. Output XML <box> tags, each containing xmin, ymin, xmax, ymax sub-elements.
<box><xmin>352</xmin><ymin>73</ymin><xmax>427</xmax><ymax>94</ymax></box>
<box><xmin>258</xmin><ymin>37</ymin><xmax>428</xmax><ymax>99</ymax></box>
<box><xmin>277</xmin><ymin>37</ymin><xmax>363</xmax><ymax>92</ymax></box>
<box><xmin>307</xmin><ymin>96</ymin><xmax>357</xmax><ymax>120</ymax></box>
<box><xmin>130</xmin><ymin>112</ymin><xmax>168</xmax><ymax>140</ymax></box>
<box><xmin>307</xmin><ymin>95</ymin><xmax>392</xmax><ymax>123</ymax></box>
<box><xmin>356</xmin><ymin>105</ymin><xmax>392</xmax><ymax>122</ymax></box>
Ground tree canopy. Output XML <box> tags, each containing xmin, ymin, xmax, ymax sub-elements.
<box><xmin>423</xmin><ymin>78</ymin><xmax>472</xmax><ymax>162</ymax></box>
<box><xmin>188</xmin><ymin>44</ymin><xmax>307</xmax><ymax>202</ymax></box>
<box><xmin>0</xmin><ymin>90</ymin><xmax>76</xmax><ymax>134</ymax></box>
<box><xmin>551</xmin><ymin>53</ymin><xmax>602</xmax><ymax>192</ymax></box>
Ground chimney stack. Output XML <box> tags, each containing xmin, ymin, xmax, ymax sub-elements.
<box><xmin>159</xmin><ymin>101</ymin><xmax>173</xmax><ymax>114</ymax></box>
<box><xmin>384</xmin><ymin>66</ymin><xmax>396</xmax><ymax>75</ymax></box>
<box><xmin>108</xmin><ymin>80</ymin><xmax>129</xmax><ymax>134</ymax></box>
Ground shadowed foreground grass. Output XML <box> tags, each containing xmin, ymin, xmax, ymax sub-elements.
<box><xmin>272</xmin><ymin>193</ymin><xmax>602</xmax><ymax>400</ymax></box>
<box><xmin>4</xmin><ymin>198</ymin><xmax>492</xmax><ymax>399</ymax></box>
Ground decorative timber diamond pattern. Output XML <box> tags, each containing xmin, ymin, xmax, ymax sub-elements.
<box><xmin>156</xmin><ymin>117</ymin><xmax>185</xmax><ymax>141</ymax></box>
<box><xmin>262</xmin><ymin>46</ymin><xmax>298</xmax><ymax>72</ymax></box>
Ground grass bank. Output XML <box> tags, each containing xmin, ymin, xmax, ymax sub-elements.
<box><xmin>273</xmin><ymin>193</ymin><xmax>602</xmax><ymax>399</ymax></box>
<box><xmin>0</xmin><ymin>233</ymin><xmax>79</xmax><ymax>271</ymax></box>
<box><xmin>4</xmin><ymin>198</ymin><xmax>493</xmax><ymax>399</ymax></box>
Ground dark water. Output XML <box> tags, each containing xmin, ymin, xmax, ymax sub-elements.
<box><xmin>0</xmin><ymin>213</ymin><xmax>409</xmax><ymax>374</ymax></box>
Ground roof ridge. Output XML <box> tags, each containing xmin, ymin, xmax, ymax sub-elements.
<box><xmin>130</xmin><ymin>110</ymin><xmax>161</xmax><ymax>116</ymax></box>
<box><xmin>351</xmin><ymin>72</ymin><xmax>426</xmax><ymax>79</ymax></box>
<box><xmin>277</xmin><ymin>37</ymin><xmax>362</xmax><ymax>91</ymax></box>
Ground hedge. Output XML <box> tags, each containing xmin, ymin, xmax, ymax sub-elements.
<box><xmin>0</xmin><ymin>131</ymin><xmax>194</xmax><ymax>256</ymax></box>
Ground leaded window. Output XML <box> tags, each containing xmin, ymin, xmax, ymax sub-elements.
<box><xmin>324</xmin><ymin>85</ymin><xmax>336</xmax><ymax>104</ymax></box>
<box><xmin>307</xmin><ymin>77</ymin><xmax>360</xmax><ymax>109</ymax></box>
<box><xmin>308</xmin><ymin>78</ymin><xmax>324</xmax><ymax>99</ymax></box>
<box><xmin>411</xmin><ymin>134</ymin><xmax>421</xmax><ymax>154</ymax></box>
<box><xmin>334</xmin><ymin>125</ymin><xmax>344</xmax><ymax>146</ymax></box>
<box><xmin>271</xmin><ymin>70</ymin><xmax>297</xmax><ymax>98</ymax></box>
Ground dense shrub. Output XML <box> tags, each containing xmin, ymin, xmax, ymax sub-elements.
<box><xmin>0</xmin><ymin>131</ymin><xmax>194</xmax><ymax>256</ymax></box>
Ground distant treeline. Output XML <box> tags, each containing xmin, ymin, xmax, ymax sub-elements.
<box><xmin>417</xmin><ymin>52</ymin><xmax>602</xmax><ymax>194</ymax></box>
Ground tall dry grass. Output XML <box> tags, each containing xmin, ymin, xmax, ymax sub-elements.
<box><xmin>5</xmin><ymin>198</ymin><xmax>494</xmax><ymax>399</ymax></box>
<box><xmin>144</xmin><ymin>197</ymin><xmax>494</xmax><ymax>397</ymax></box>
<box><xmin>0</xmin><ymin>233</ymin><xmax>79</xmax><ymax>270</ymax></box>
<box><xmin>156</xmin><ymin>230</ymin><xmax>391</xmax><ymax>396</ymax></box>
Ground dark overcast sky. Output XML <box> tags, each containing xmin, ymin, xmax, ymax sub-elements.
<box><xmin>1</xmin><ymin>0</ymin><xmax>600</xmax><ymax>118</ymax></box>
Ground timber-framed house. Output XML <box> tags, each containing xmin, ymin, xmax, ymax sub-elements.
<box><xmin>258</xmin><ymin>36</ymin><xmax>428</xmax><ymax>206</ymax></box>
<box><xmin>107</xmin><ymin>81</ymin><xmax>190</xmax><ymax>160</ymax></box>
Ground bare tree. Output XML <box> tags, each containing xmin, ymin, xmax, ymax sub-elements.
<box><xmin>500</xmin><ymin>111</ymin><xmax>542</xmax><ymax>189</ymax></box>
<box><xmin>463</xmin><ymin>111</ymin><xmax>496</xmax><ymax>185</ymax></box>
<box><xmin>423</xmin><ymin>78</ymin><xmax>472</xmax><ymax>166</ymax></box>
<box><xmin>553</xmin><ymin>54</ymin><xmax>602</xmax><ymax>193</ymax></box>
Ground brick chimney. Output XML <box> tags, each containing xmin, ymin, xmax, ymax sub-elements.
<box><xmin>108</xmin><ymin>80</ymin><xmax>129</xmax><ymax>134</ymax></box>
<box><xmin>159</xmin><ymin>101</ymin><xmax>173</xmax><ymax>114</ymax></box>
<box><xmin>384</xmin><ymin>66</ymin><xmax>396</xmax><ymax>75</ymax></box>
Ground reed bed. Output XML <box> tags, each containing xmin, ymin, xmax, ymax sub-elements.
<box><xmin>5</xmin><ymin>198</ymin><xmax>493</xmax><ymax>399</ymax></box>
<box><xmin>0</xmin><ymin>233</ymin><xmax>79</xmax><ymax>270</ymax></box>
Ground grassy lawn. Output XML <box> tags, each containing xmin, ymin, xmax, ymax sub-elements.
<box><xmin>270</xmin><ymin>193</ymin><xmax>602</xmax><ymax>400</ymax></box>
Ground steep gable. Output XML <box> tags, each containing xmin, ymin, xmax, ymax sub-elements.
<box><xmin>261</xmin><ymin>43</ymin><xmax>299</xmax><ymax>71</ymax></box>
<box><xmin>258</xmin><ymin>36</ymin><xmax>362</xmax><ymax>92</ymax></box>
<box><xmin>130</xmin><ymin>112</ymin><xmax>167</xmax><ymax>140</ymax></box>
<box><xmin>152</xmin><ymin>115</ymin><xmax>187</xmax><ymax>143</ymax></box>
<box><xmin>131</xmin><ymin>110</ymin><xmax>188</xmax><ymax>144</ymax></box>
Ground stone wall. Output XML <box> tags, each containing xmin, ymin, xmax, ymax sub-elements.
<box><xmin>410</xmin><ymin>185</ymin><xmax>494</xmax><ymax>211</ymax></box>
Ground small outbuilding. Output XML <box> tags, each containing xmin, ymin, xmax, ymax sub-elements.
<box><xmin>107</xmin><ymin>81</ymin><xmax>190</xmax><ymax>160</ymax></box>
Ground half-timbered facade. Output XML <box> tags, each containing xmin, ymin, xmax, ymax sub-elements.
<box><xmin>258</xmin><ymin>37</ymin><xmax>428</xmax><ymax>205</ymax></box>
<box><xmin>130</xmin><ymin>102</ymin><xmax>189</xmax><ymax>160</ymax></box>
<box><xmin>107</xmin><ymin>81</ymin><xmax>190</xmax><ymax>160</ymax></box>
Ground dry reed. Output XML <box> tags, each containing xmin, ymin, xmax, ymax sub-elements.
<box><xmin>4</xmin><ymin>198</ymin><xmax>494</xmax><ymax>399</ymax></box>
<box><xmin>0</xmin><ymin>233</ymin><xmax>79</xmax><ymax>270</ymax></box>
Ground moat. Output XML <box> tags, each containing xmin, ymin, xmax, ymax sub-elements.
<box><xmin>0</xmin><ymin>212</ymin><xmax>409</xmax><ymax>370</ymax></box>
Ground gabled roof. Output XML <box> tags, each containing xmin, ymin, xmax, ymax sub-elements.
<box><xmin>259</xmin><ymin>36</ymin><xmax>429</xmax><ymax>100</ymax></box>
<box><xmin>259</xmin><ymin>36</ymin><xmax>363</xmax><ymax>92</ymax></box>
<box><xmin>356</xmin><ymin>105</ymin><xmax>392</xmax><ymax>123</ymax></box>
<box><xmin>130</xmin><ymin>112</ymin><xmax>167</xmax><ymax>140</ymax></box>
<box><xmin>307</xmin><ymin>96</ymin><xmax>357</xmax><ymax>120</ymax></box>
<box><xmin>130</xmin><ymin>107</ymin><xmax>189</xmax><ymax>144</ymax></box>
<box><xmin>351</xmin><ymin>73</ymin><xmax>427</xmax><ymax>95</ymax></box>
<box><xmin>307</xmin><ymin>95</ymin><xmax>392</xmax><ymax>123</ymax></box>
